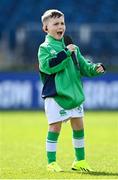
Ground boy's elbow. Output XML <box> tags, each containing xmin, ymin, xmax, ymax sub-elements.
<box><xmin>39</xmin><ymin>64</ymin><xmax>52</xmax><ymax>74</ymax></box>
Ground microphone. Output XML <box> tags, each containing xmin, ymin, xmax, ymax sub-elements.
<box><xmin>64</xmin><ymin>35</ymin><xmax>80</xmax><ymax>70</ymax></box>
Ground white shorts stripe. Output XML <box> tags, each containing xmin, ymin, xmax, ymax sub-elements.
<box><xmin>46</xmin><ymin>142</ymin><xmax>57</xmax><ymax>152</ymax></box>
<box><xmin>73</xmin><ymin>138</ymin><xmax>84</xmax><ymax>148</ymax></box>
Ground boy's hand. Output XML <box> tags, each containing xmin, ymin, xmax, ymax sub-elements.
<box><xmin>96</xmin><ymin>64</ymin><xmax>105</xmax><ymax>73</ymax></box>
<box><xmin>67</xmin><ymin>44</ymin><xmax>76</xmax><ymax>52</ymax></box>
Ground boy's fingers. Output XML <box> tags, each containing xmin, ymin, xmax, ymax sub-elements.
<box><xmin>96</xmin><ymin>66</ymin><xmax>104</xmax><ymax>73</ymax></box>
<box><xmin>67</xmin><ymin>44</ymin><xmax>76</xmax><ymax>51</ymax></box>
<box><xmin>96</xmin><ymin>63</ymin><xmax>106</xmax><ymax>71</ymax></box>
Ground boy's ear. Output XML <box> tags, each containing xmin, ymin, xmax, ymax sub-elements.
<box><xmin>42</xmin><ymin>25</ymin><xmax>48</xmax><ymax>32</ymax></box>
<box><xmin>45</xmin><ymin>26</ymin><xmax>48</xmax><ymax>31</ymax></box>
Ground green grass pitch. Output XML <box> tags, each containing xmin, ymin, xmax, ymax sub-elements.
<box><xmin>0</xmin><ymin>111</ymin><xmax>118</xmax><ymax>179</ymax></box>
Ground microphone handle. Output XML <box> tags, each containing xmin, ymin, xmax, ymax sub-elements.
<box><xmin>72</xmin><ymin>52</ymin><xmax>80</xmax><ymax>70</ymax></box>
<box><xmin>64</xmin><ymin>35</ymin><xmax>80</xmax><ymax>70</ymax></box>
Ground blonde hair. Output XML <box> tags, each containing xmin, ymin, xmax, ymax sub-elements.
<box><xmin>41</xmin><ymin>9</ymin><xmax>64</xmax><ymax>24</ymax></box>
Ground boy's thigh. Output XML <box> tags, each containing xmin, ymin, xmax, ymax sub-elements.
<box><xmin>44</xmin><ymin>97</ymin><xmax>84</xmax><ymax>125</ymax></box>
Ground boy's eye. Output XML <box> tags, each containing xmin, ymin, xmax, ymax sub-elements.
<box><xmin>54</xmin><ymin>22</ymin><xmax>64</xmax><ymax>26</ymax></box>
<box><xmin>54</xmin><ymin>23</ymin><xmax>59</xmax><ymax>25</ymax></box>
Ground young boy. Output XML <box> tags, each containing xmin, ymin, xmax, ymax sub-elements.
<box><xmin>38</xmin><ymin>9</ymin><xmax>105</xmax><ymax>172</ymax></box>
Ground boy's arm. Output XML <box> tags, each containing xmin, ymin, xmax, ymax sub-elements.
<box><xmin>77</xmin><ymin>48</ymin><xmax>105</xmax><ymax>77</ymax></box>
<box><xmin>38</xmin><ymin>46</ymin><xmax>71</xmax><ymax>74</ymax></box>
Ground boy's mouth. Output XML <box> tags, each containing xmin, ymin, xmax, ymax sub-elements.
<box><xmin>57</xmin><ymin>31</ymin><xmax>63</xmax><ymax>35</ymax></box>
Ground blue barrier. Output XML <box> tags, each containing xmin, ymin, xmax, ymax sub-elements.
<box><xmin>0</xmin><ymin>72</ymin><xmax>118</xmax><ymax>110</ymax></box>
<box><xmin>83</xmin><ymin>73</ymin><xmax>118</xmax><ymax>109</ymax></box>
<box><xmin>0</xmin><ymin>72</ymin><xmax>43</xmax><ymax>110</ymax></box>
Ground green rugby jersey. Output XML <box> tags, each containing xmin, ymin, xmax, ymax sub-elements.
<box><xmin>38</xmin><ymin>34</ymin><xmax>103</xmax><ymax>109</ymax></box>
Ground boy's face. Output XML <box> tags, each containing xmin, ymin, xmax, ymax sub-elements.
<box><xmin>46</xmin><ymin>16</ymin><xmax>66</xmax><ymax>40</ymax></box>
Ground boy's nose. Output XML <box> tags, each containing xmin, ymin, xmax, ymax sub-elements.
<box><xmin>58</xmin><ymin>26</ymin><xmax>63</xmax><ymax>29</ymax></box>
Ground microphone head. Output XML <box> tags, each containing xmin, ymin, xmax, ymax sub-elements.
<box><xmin>64</xmin><ymin>35</ymin><xmax>73</xmax><ymax>45</ymax></box>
